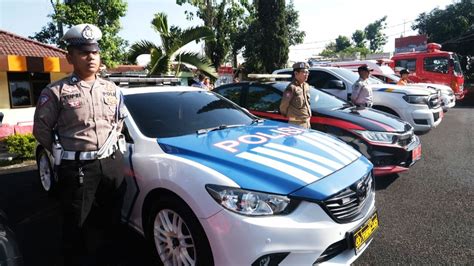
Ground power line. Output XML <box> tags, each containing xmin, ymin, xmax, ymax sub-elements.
<box><xmin>297</xmin><ymin>19</ymin><xmax>418</xmax><ymax>46</ymax></box>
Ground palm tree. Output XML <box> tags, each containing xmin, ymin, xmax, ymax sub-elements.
<box><xmin>128</xmin><ymin>12</ymin><xmax>217</xmax><ymax>78</ymax></box>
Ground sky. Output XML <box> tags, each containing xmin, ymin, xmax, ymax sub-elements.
<box><xmin>0</xmin><ymin>0</ymin><xmax>455</xmax><ymax>63</ymax></box>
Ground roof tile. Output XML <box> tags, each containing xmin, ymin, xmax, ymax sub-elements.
<box><xmin>0</xmin><ymin>29</ymin><xmax>67</xmax><ymax>57</ymax></box>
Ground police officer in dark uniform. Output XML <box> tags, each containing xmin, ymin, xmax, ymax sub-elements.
<box><xmin>33</xmin><ymin>24</ymin><xmax>127</xmax><ymax>266</ymax></box>
<box><xmin>279</xmin><ymin>62</ymin><xmax>312</xmax><ymax>128</ymax></box>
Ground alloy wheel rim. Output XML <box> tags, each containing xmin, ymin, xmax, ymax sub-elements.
<box><xmin>38</xmin><ymin>154</ymin><xmax>51</xmax><ymax>191</ymax></box>
<box><xmin>154</xmin><ymin>209</ymin><xmax>196</xmax><ymax>266</ymax></box>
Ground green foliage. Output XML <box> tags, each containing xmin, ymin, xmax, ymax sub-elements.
<box><xmin>30</xmin><ymin>0</ymin><xmax>128</xmax><ymax>68</ymax></box>
<box><xmin>320</xmin><ymin>42</ymin><xmax>337</xmax><ymax>58</ymax></box>
<box><xmin>352</xmin><ymin>30</ymin><xmax>366</xmax><ymax>48</ymax></box>
<box><xmin>243</xmin><ymin>0</ymin><xmax>301</xmax><ymax>73</ymax></box>
<box><xmin>128</xmin><ymin>12</ymin><xmax>216</xmax><ymax>77</ymax></box>
<box><xmin>412</xmin><ymin>0</ymin><xmax>474</xmax><ymax>80</ymax></box>
<box><xmin>335</xmin><ymin>35</ymin><xmax>352</xmax><ymax>52</ymax></box>
<box><xmin>412</xmin><ymin>0</ymin><xmax>473</xmax><ymax>55</ymax></box>
<box><xmin>364</xmin><ymin>16</ymin><xmax>387</xmax><ymax>52</ymax></box>
<box><xmin>178</xmin><ymin>0</ymin><xmax>304</xmax><ymax>70</ymax></box>
<box><xmin>4</xmin><ymin>133</ymin><xmax>36</xmax><ymax>160</ymax></box>
<box><xmin>340</xmin><ymin>46</ymin><xmax>371</xmax><ymax>58</ymax></box>
<box><xmin>285</xmin><ymin>1</ymin><xmax>306</xmax><ymax>46</ymax></box>
<box><xmin>177</xmin><ymin>0</ymin><xmax>251</xmax><ymax>69</ymax></box>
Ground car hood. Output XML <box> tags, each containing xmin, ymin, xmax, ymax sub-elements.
<box><xmin>414</xmin><ymin>83</ymin><xmax>454</xmax><ymax>95</ymax></box>
<box><xmin>314</xmin><ymin>106</ymin><xmax>411</xmax><ymax>132</ymax></box>
<box><xmin>371</xmin><ymin>84</ymin><xmax>435</xmax><ymax>95</ymax></box>
<box><xmin>158</xmin><ymin>120</ymin><xmax>370</xmax><ymax>200</ymax></box>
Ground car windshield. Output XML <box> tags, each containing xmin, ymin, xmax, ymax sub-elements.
<box><xmin>385</xmin><ymin>74</ymin><xmax>400</xmax><ymax>82</ymax></box>
<box><xmin>330</xmin><ymin>68</ymin><xmax>359</xmax><ymax>84</ymax></box>
<box><xmin>309</xmin><ymin>87</ymin><xmax>348</xmax><ymax>109</ymax></box>
<box><xmin>367</xmin><ymin>76</ymin><xmax>384</xmax><ymax>84</ymax></box>
<box><xmin>330</xmin><ymin>68</ymin><xmax>383</xmax><ymax>85</ymax></box>
<box><xmin>124</xmin><ymin>90</ymin><xmax>254</xmax><ymax>138</ymax></box>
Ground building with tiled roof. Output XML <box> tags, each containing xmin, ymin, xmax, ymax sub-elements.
<box><xmin>0</xmin><ymin>29</ymin><xmax>73</xmax><ymax>138</ymax></box>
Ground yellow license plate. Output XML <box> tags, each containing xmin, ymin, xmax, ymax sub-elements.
<box><xmin>352</xmin><ymin>211</ymin><xmax>379</xmax><ymax>253</ymax></box>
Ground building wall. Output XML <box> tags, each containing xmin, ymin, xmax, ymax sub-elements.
<box><xmin>0</xmin><ymin>72</ymin><xmax>9</xmax><ymax>109</ymax></box>
<box><xmin>0</xmin><ymin>72</ymin><xmax>70</xmax><ymax>126</ymax></box>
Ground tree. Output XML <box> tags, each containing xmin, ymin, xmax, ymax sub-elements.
<box><xmin>320</xmin><ymin>41</ymin><xmax>337</xmax><ymax>58</ymax></box>
<box><xmin>412</xmin><ymin>0</ymin><xmax>474</xmax><ymax>80</ymax></box>
<box><xmin>412</xmin><ymin>0</ymin><xmax>473</xmax><ymax>55</ymax></box>
<box><xmin>285</xmin><ymin>0</ymin><xmax>306</xmax><ymax>46</ymax></box>
<box><xmin>335</xmin><ymin>35</ymin><xmax>352</xmax><ymax>52</ymax></box>
<box><xmin>176</xmin><ymin>0</ymin><xmax>250</xmax><ymax>69</ymax></box>
<box><xmin>29</xmin><ymin>0</ymin><xmax>128</xmax><ymax>67</ymax></box>
<box><xmin>128</xmin><ymin>12</ymin><xmax>217</xmax><ymax>78</ymax></box>
<box><xmin>177</xmin><ymin>0</ymin><xmax>304</xmax><ymax>70</ymax></box>
<box><xmin>243</xmin><ymin>0</ymin><xmax>289</xmax><ymax>73</ymax></box>
<box><xmin>352</xmin><ymin>30</ymin><xmax>366</xmax><ymax>48</ymax></box>
<box><xmin>364</xmin><ymin>16</ymin><xmax>387</xmax><ymax>52</ymax></box>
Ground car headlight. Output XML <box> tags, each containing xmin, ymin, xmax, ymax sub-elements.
<box><xmin>206</xmin><ymin>184</ymin><xmax>297</xmax><ymax>216</ymax></box>
<box><xmin>402</xmin><ymin>95</ymin><xmax>428</xmax><ymax>104</ymax></box>
<box><xmin>353</xmin><ymin>130</ymin><xmax>397</xmax><ymax>144</ymax></box>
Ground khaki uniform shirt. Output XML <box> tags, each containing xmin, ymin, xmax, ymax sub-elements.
<box><xmin>279</xmin><ymin>80</ymin><xmax>312</xmax><ymax>121</ymax></box>
<box><xmin>33</xmin><ymin>74</ymin><xmax>127</xmax><ymax>152</ymax></box>
<box><xmin>351</xmin><ymin>78</ymin><xmax>373</xmax><ymax>106</ymax></box>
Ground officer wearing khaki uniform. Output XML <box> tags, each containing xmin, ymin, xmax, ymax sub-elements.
<box><xmin>33</xmin><ymin>24</ymin><xmax>127</xmax><ymax>265</ymax></box>
<box><xmin>279</xmin><ymin>62</ymin><xmax>312</xmax><ymax>128</ymax></box>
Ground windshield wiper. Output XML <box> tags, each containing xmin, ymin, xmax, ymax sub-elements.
<box><xmin>196</xmin><ymin>124</ymin><xmax>245</xmax><ymax>135</ymax></box>
<box><xmin>251</xmin><ymin>118</ymin><xmax>265</xmax><ymax>124</ymax></box>
<box><xmin>337</xmin><ymin>103</ymin><xmax>353</xmax><ymax>109</ymax></box>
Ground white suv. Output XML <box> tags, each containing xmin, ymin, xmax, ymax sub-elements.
<box><xmin>274</xmin><ymin>67</ymin><xmax>444</xmax><ymax>133</ymax></box>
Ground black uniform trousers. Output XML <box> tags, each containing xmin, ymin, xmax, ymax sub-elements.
<box><xmin>57</xmin><ymin>150</ymin><xmax>126</xmax><ymax>266</ymax></box>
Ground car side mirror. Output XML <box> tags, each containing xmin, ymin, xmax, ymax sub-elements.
<box><xmin>326</xmin><ymin>80</ymin><xmax>345</xmax><ymax>90</ymax></box>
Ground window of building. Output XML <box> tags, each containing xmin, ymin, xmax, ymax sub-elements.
<box><xmin>8</xmin><ymin>72</ymin><xmax>50</xmax><ymax>108</ymax></box>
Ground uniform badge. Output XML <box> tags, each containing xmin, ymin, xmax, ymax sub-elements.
<box><xmin>62</xmin><ymin>86</ymin><xmax>74</xmax><ymax>93</ymax></box>
<box><xmin>37</xmin><ymin>94</ymin><xmax>50</xmax><ymax>107</ymax></box>
<box><xmin>70</xmin><ymin>76</ymin><xmax>78</xmax><ymax>83</ymax></box>
<box><xmin>82</xmin><ymin>25</ymin><xmax>94</xmax><ymax>40</ymax></box>
<box><xmin>105</xmin><ymin>96</ymin><xmax>117</xmax><ymax>105</ymax></box>
<box><xmin>68</xmin><ymin>100</ymin><xmax>81</xmax><ymax>108</ymax></box>
<box><xmin>284</xmin><ymin>91</ymin><xmax>293</xmax><ymax>98</ymax></box>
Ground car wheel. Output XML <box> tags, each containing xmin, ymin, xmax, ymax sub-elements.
<box><xmin>36</xmin><ymin>148</ymin><xmax>56</xmax><ymax>194</ymax></box>
<box><xmin>146</xmin><ymin>195</ymin><xmax>213</xmax><ymax>266</ymax></box>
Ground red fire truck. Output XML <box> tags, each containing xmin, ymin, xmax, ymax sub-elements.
<box><xmin>391</xmin><ymin>40</ymin><xmax>466</xmax><ymax>100</ymax></box>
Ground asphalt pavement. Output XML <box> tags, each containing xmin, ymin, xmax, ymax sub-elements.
<box><xmin>356</xmin><ymin>94</ymin><xmax>474</xmax><ymax>264</ymax></box>
<box><xmin>1</xmin><ymin>95</ymin><xmax>473</xmax><ymax>265</ymax></box>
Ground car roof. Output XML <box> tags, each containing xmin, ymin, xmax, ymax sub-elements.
<box><xmin>120</xmin><ymin>86</ymin><xmax>205</xmax><ymax>95</ymax></box>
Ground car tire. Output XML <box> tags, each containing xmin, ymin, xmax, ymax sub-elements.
<box><xmin>36</xmin><ymin>148</ymin><xmax>56</xmax><ymax>195</ymax></box>
<box><xmin>146</xmin><ymin>195</ymin><xmax>213</xmax><ymax>266</ymax></box>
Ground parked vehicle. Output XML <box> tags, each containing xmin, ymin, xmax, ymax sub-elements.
<box><xmin>390</xmin><ymin>43</ymin><xmax>466</xmax><ymax>100</ymax></box>
<box><xmin>36</xmin><ymin>79</ymin><xmax>378</xmax><ymax>265</ymax></box>
<box><xmin>215</xmin><ymin>81</ymin><xmax>421</xmax><ymax>176</ymax></box>
<box><xmin>0</xmin><ymin>210</ymin><xmax>23</xmax><ymax>266</ymax></box>
<box><xmin>273</xmin><ymin>67</ymin><xmax>444</xmax><ymax>133</ymax></box>
<box><xmin>329</xmin><ymin>60</ymin><xmax>455</xmax><ymax>111</ymax></box>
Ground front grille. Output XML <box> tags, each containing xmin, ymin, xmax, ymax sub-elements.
<box><xmin>321</xmin><ymin>173</ymin><xmax>374</xmax><ymax>223</ymax></box>
<box><xmin>428</xmin><ymin>94</ymin><xmax>441</xmax><ymax>109</ymax></box>
<box><xmin>433</xmin><ymin>112</ymin><xmax>440</xmax><ymax>122</ymax></box>
<box><xmin>314</xmin><ymin>239</ymin><xmax>348</xmax><ymax>263</ymax></box>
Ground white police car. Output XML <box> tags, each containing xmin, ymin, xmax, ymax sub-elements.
<box><xmin>37</xmin><ymin>79</ymin><xmax>378</xmax><ymax>265</ymax></box>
